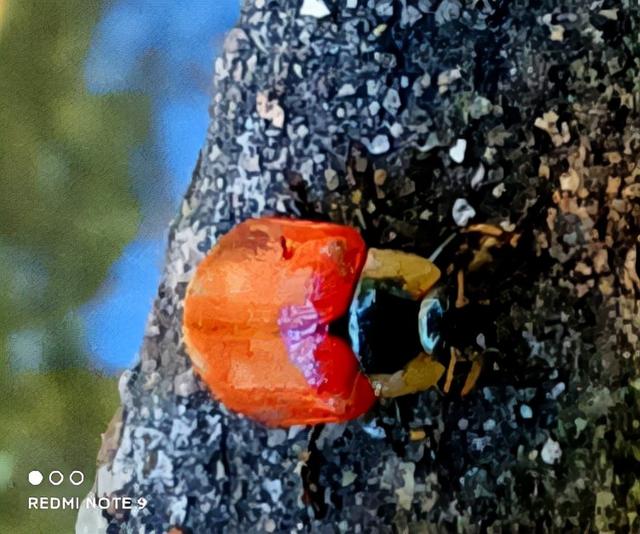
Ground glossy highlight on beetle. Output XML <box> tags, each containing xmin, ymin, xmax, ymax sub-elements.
<box><xmin>183</xmin><ymin>218</ymin><xmax>376</xmax><ymax>427</ymax></box>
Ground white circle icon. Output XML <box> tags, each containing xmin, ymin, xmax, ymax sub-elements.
<box><xmin>69</xmin><ymin>470</ymin><xmax>84</xmax><ymax>486</ymax></box>
<box><xmin>49</xmin><ymin>470</ymin><xmax>64</xmax><ymax>486</ymax></box>
<box><xmin>28</xmin><ymin>470</ymin><xmax>44</xmax><ymax>486</ymax></box>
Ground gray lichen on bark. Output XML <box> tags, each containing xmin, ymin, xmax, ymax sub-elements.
<box><xmin>78</xmin><ymin>0</ymin><xmax>640</xmax><ymax>532</ymax></box>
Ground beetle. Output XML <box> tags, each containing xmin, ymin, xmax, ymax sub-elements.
<box><xmin>183</xmin><ymin>217</ymin><xmax>511</xmax><ymax>427</ymax></box>
<box><xmin>183</xmin><ymin>218</ymin><xmax>376</xmax><ymax>426</ymax></box>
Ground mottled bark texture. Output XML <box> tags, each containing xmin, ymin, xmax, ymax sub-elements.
<box><xmin>78</xmin><ymin>1</ymin><xmax>640</xmax><ymax>532</ymax></box>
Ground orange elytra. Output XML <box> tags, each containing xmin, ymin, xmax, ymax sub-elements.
<box><xmin>183</xmin><ymin>217</ymin><xmax>376</xmax><ymax>427</ymax></box>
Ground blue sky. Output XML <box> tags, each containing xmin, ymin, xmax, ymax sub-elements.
<box><xmin>82</xmin><ymin>0</ymin><xmax>239</xmax><ymax>370</ymax></box>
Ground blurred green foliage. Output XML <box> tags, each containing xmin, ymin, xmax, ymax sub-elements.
<box><xmin>0</xmin><ymin>0</ymin><xmax>148</xmax><ymax>531</ymax></box>
<box><xmin>1</xmin><ymin>371</ymin><xmax>120</xmax><ymax>532</ymax></box>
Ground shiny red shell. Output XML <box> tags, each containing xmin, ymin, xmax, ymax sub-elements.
<box><xmin>183</xmin><ymin>218</ymin><xmax>376</xmax><ymax>427</ymax></box>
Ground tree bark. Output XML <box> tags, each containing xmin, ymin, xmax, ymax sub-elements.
<box><xmin>78</xmin><ymin>1</ymin><xmax>640</xmax><ymax>532</ymax></box>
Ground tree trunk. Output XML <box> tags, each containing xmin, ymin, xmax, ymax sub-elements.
<box><xmin>78</xmin><ymin>1</ymin><xmax>640</xmax><ymax>532</ymax></box>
